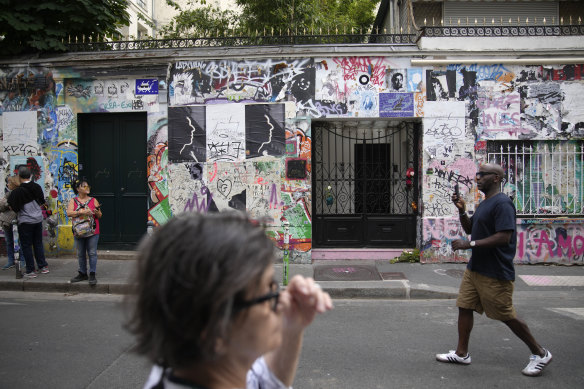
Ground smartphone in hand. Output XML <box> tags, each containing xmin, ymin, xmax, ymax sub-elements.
<box><xmin>454</xmin><ymin>183</ymin><xmax>460</xmax><ymax>199</ymax></box>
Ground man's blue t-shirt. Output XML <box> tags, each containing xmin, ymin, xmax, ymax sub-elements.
<box><xmin>468</xmin><ymin>192</ymin><xmax>517</xmax><ymax>281</ymax></box>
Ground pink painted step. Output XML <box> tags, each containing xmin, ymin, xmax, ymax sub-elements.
<box><xmin>311</xmin><ymin>248</ymin><xmax>406</xmax><ymax>261</ymax></box>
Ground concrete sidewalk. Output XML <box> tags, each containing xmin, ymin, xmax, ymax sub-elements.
<box><xmin>0</xmin><ymin>251</ymin><xmax>583</xmax><ymax>298</ymax></box>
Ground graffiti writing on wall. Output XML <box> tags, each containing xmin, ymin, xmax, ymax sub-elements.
<box><xmin>168</xmin><ymin>159</ymin><xmax>283</xmax><ymax>224</ymax></box>
<box><xmin>207</xmin><ymin>104</ymin><xmax>245</xmax><ymax>162</ymax></box>
<box><xmin>65</xmin><ymin>79</ymin><xmax>158</xmax><ymax>114</ymax></box>
<box><xmin>49</xmin><ymin>145</ymin><xmax>77</xmax><ymax>224</ymax></box>
<box><xmin>477</xmin><ymin>91</ymin><xmax>522</xmax><ymax>138</ymax></box>
<box><xmin>0</xmin><ymin>69</ymin><xmax>58</xmax><ymax>146</ymax></box>
<box><xmin>280</xmin><ymin>191</ymin><xmax>312</xmax><ymax>252</ymax></box>
<box><xmin>147</xmin><ymin>138</ymin><xmax>170</xmax><ymax>226</ymax></box>
<box><xmin>516</xmin><ymin>219</ymin><xmax>584</xmax><ymax>264</ymax></box>
<box><xmin>421</xmin><ymin>218</ymin><xmax>470</xmax><ymax>263</ymax></box>
<box><xmin>447</xmin><ymin>64</ymin><xmax>513</xmax><ymax>83</ymax></box>
<box><xmin>333</xmin><ymin>57</ymin><xmax>387</xmax><ymax>86</ymax></box>
<box><xmin>184</xmin><ymin>185</ymin><xmax>216</xmax><ymax>213</ymax></box>
<box><xmin>169</xmin><ymin>59</ymin><xmax>315</xmax><ymax>110</ymax></box>
<box><xmin>422</xmin><ymin>139</ymin><xmax>476</xmax><ymax>217</ymax></box>
<box><xmin>438</xmin><ymin>63</ymin><xmax>584</xmax><ymax>142</ymax></box>
<box><xmin>315</xmin><ymin>57</ymin><xmax>398</xmax><ymax>118</ymax></box>
<box><xmin>423</xmin><ymin>101</ymin><xmax>466</xmax><ymax>148</ymax></box>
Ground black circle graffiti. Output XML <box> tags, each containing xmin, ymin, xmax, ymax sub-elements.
<box><xmin>359</xmin><ymin>75</ymin><xmax>370</xmax><ymax>85</ymax></box>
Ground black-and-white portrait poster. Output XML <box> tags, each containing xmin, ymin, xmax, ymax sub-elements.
<box><xmin>245</xmin><ymin>104</ymin><xmax>286</xmax><ymax>158</ymax></box>
<box><xmin>168</xmin><ymin>106</ymin><xmax>206</xmax><ymax>162</ymax></box>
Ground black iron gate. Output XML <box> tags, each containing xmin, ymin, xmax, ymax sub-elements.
<box><xmin>312</xmin><ymin>120</ymin><xmax>420</xmax><ymax>247</ymax></box>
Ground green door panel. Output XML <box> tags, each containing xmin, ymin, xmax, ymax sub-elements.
<box><xmin>78</xmin><ymin>112</ymin><xmax>147</xmax><ymax>248</ymax></box>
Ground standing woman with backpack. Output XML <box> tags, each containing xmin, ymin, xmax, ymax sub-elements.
<box><xmin>67</xmin><ymin>178</ymin><xmax>102</xmax><ymax>285</ymax></box>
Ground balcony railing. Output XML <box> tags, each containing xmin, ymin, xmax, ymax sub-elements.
<box><xmin>64</xmin><ymin>32</ymin><xmax>417</xmax><ymax>52</ymax></box>
<box><xmin>422</xmin><ymin>24</ymin><xmax>584</xmax><ymax>38</ymax></box>
<box><xmin>62</xmin><ymin>21</ymin><xmax>583</xmax><ymax>52</ymax></box>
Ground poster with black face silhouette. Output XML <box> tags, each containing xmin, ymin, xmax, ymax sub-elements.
<box><xmin>168</xmin><ymin>106</ymin><xmax>206</xmax><ymax>162</ymax></box>
<box><xmin>245</xmin><ymin>104</ymin><xmax>285</xmax><ymax>158</ymax></box>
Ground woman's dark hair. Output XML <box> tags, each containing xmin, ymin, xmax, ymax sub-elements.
<box><xmin>72</xmin><ymin>178</ymin><xmax>90</xmax><ymax>195</ymax></box>
<box><xmin>126</xmin><ymin>212</ymin><xmax>275</xmax><ymax>369</ymax></box>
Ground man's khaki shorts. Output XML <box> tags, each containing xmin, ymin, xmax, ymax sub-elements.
<box><xmin>456</xmin><ymin>269</ymin><xmax>517</xmax><ymax>321</ymax></box>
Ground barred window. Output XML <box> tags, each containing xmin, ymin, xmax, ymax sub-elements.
<box><xmin>487</xmin><ymin>141</ymin><xmax>584</xmax><ymax>217</ymax></box>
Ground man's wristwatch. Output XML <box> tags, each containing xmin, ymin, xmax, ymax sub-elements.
<box><xmin>470</xmin><ymin>241</ymin><xmax>476</xmax><ymax>247</ymax></box>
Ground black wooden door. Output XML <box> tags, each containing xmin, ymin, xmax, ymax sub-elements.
<box><xmin>78</xmin><ymin>112</ymin><xmax>147</xmax><ymax>248</ymax></box>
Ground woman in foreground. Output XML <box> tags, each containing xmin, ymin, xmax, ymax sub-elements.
<box><xmin>127</xmin><ymin>212</ymin><xmax>333</xmax><ymax>389</ymax></box>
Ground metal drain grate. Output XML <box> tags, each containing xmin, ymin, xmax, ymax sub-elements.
<box><xmin>314</xmin><ymin>265</ymin><xmax>382</xmax><ymax>281</ymax></box>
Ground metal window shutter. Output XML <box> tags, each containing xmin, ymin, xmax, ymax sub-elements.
<box><xmin>443</xmin><ymin>1</ymin><xmax>559</xmax><ymax>25</ymax></box>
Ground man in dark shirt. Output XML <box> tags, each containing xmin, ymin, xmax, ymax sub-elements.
<box><xmin>8</xmin><ymin>166</ymin><xmax>49</xmax><ymax>278</ymax></box>
<box><xmin>435</xmin><ymin>163</ymin><xmax>552</xmax><ymax>376</ymax></box>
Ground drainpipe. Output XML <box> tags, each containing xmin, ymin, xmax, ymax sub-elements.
<box><xmin>394</xmin><ymin>0</ymin><xmax>399</xmax><ymax>31</ymax></box>
<box><xmin>282</xmin><ymin>220</ymin><xmax>290</xmax><ymax>286</ymax></box>
<box><xmin>151</xmin><ymin>0</ymin><xmax>156</xmax><ymax>37</ymax></box>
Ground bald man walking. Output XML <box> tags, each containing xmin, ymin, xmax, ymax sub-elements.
<box><xmin>436</xmin><ymin>163</ymin><xmax>552</xmax><ymax>376</ymax></box>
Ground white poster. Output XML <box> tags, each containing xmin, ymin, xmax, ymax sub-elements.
<box><xmin>561</xmin><ymin>82</ymin><xmax>584</xmax><ymax>124</ymax></box>
<box><xmin>206</xmin><ymin>104</ymin><xmax>245</xmax><ymax>162</ymax></box>
<box><xmin>424</xmin><ymin>101</ymin><xmax>466</xmax><ymax>118</ymax></box>
<box><xmin>2</xmin><ymin>111</ymin><xmax>39</xmax><ymax>157</ymax></box>
<box><xmin>423</xmin><ymin>116</ymin><xmax>466</xmax><ymax>148</ymax></box>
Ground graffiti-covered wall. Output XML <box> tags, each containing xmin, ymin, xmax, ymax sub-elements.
<box><xmin>1</xmin><ymin>55</ymin><xmax>583</xmax><ymax>264</ymax></box>
<box><xmin>1</xmin><ymin>68</ymin><xmax>64</xmax><ymax>253</ymax></box>
<box><xmin>420</xmin><ymin>63</ymin><xmax>584</xmax><ymax>264</ymax></box>
<box><xmin>165</xmin><ymin>57</ymin><xmax>427</xmax><ymax>262</ymax></box>
<box><xmin>0</xmin><ymin>69</ymin><xmax>165</xmax><ymax>254</ymax></box>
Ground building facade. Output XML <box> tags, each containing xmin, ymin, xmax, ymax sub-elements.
<box><xmin>1</xmin><ymin>12</ymin><xmax>583</xmax><ymax>264</ymax></box>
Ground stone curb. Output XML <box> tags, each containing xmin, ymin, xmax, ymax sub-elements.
<box><xmin>51</xmin><ymin>252</ymin><xmax>137</xmax><ymax>261</ymax></box>
<box><xmin>0</xmin><ymin>280</ymin><xmax>132</xmax><ymax>295</ymax></box>
<box><xmin>0</xmin><ymin>278</ymin><xmax>457</xmax><ymax>299</ymax></box>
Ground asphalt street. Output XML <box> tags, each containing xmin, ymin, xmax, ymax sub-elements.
<box><xmin>0</xmin><ymin>291</ymin><xmax>583</xmax><ymax>389</ymax></box>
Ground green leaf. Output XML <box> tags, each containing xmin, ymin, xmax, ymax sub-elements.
<box><xmin>160</xmin><ymin>0</ymin><xmax>380</xmax><ymax>39</ymax></box>
<box><xmin>0</xmin><ymin>0</ymin><xmax>130</xmax><ymax>55</ymax></box>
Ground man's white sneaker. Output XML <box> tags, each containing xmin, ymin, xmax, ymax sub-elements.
<box><xmin>436</xmin><ymin>350</ymin><xmax>471</xmax><ymax>365</ymax></box>
<box><xmin>522</xmin><ymin>349</ymin><xmax>552</xmax><ymax>376</ymax></box>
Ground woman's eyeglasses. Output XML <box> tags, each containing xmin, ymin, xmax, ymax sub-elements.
<box><xmin>234</xmin><ymin>280</ymin><xmax>280</xmax><ymax>313</ymax></box>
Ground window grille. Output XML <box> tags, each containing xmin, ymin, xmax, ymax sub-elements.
<box><xmin>487</xmin><ymin>141</ymin><xmax>584</xmax><ymax>217</ymax></box>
